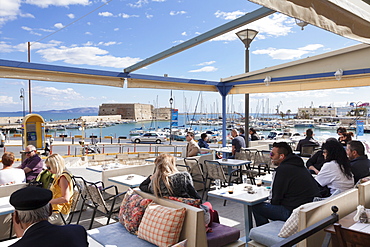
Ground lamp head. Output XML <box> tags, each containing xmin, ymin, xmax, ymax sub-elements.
<box><xmin>236</xmin><ymin>29</ymin><xmax>258</xmax><ymax>48</ymax></box>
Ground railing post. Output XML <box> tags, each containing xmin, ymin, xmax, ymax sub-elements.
<box><xmin>67</xmin><ymin>145</ymin><xmax>70</xmax><ymax>156</ymax></box>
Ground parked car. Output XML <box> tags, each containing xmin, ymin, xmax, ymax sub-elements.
<box><xmin>131</xmin><ymin>132</ymin><xmax>166</xmax><ymax>144</ymax></box>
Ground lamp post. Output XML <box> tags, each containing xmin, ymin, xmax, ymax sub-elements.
<box><xmin>236</xmin><ymin>29</ymin><xmax>258</xmax><ymax>147</ymax></box>
<box><xmin>20</xmin><ymin>88</ymin><xmax>26</xmax><ymax>118</ymax></box>
<box><xmin>169</xmin><ymin>94</ymin><xmax>174</xmax><ymax>145</ymax></box>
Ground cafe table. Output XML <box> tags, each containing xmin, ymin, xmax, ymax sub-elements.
<box><xmin>208</xmin><ymin>184</ymin><xmax>269</xmax><ymax>241</ymax></box>
<box><xmin>0</xmin><ymin>196</ymin><xmax>13</xmax><ymax>216</ymax></box>
<box><xmin>108</xmin><ymin>174</ymin><xmax>147</xmax><ymax>188</ymax></box>
<box><xmin>213</xmin><ymin>159</ymin><xmax>252</xmax><ymax>183</ymax></box>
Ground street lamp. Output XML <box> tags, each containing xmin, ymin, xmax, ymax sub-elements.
<box><xmin>236</xmin><ymin>29</ymin><xmax>258</xmax><ymax>147</ymax></box>
<box><xmin>169</xmin><ymin>94</ymin><xmax>174</xmax><ymax>145</ymax></box>
<box><xmin>20</xmin><ymin>88</ymin><xmax>25</xmax><ymax>117</ymax></box>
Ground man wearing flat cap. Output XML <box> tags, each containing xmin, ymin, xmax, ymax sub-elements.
<box><xmin>9</xmin><ymin>186</ymin><xmax>88</xmax><ymax>247</ymax></box>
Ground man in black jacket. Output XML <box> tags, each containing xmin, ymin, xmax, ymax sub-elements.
<box><xmin>252</xmin><ymin>142</ymin><xmax>320</xmax><ymax>226</ymax></box>
<box><xmin>346</xmin><ymin>140</ymin><xmax>370</xmax><ymax>184</ymax></box>
<box><xmin>9</xmin><ymin>187</ymin><xmax>88</xmax><ymax>247</ymax></box>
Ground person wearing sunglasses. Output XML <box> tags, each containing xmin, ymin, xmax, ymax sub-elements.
<box><xmin>252</xmin><ymin>142</ymin><xmax>320</xmax><ymax>227</ymax></box>
<box><xmin>18</xmin><ymin>145</ymin><xmax>43</xmax><ymax>182</ymax></box>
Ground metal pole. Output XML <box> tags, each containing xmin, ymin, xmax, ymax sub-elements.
<box><xmin>222</xmin><ymin>94</ymin><xmax>227</xmax><ymax>147</ymax></box>
<box><xmin>28</xmin><ymin>42</ymin><xmax>32</xmax><ymax>114</ymax></box>
<box><xmin>245</xmin><ymin>47</ymin><xmax>250</xmax><ymax>148</ymax></box>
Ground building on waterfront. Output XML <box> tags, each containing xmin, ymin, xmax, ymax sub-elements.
<box><xmin>298</xmin><ymin>106</ymin><xmax>337</xmax><ymax>118</ymax></box>
<box><xmin>98</xmin><ymin>103</ymin><xmax>171</xmax><ymax>121</ymax></box>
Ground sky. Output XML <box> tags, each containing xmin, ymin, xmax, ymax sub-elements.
<box><xmin>0</xmin><ymin>0</ymin><xmax>366</xmax><ymax>115</ymax></box>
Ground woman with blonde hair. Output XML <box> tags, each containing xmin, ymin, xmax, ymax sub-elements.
<box><xmin>140</xmin><ymin>153</ymin><xmax>200</xmax><ymax>199</ymax></box>
<box><xmin>45</xmin><ymin>153</ymin><xmax>73</xmax><ymax>224</ymax></box>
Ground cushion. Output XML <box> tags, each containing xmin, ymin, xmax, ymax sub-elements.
<box><xmin>119</xmin><ymin>188</ymin><xmax>153</xmax><ymax>234</ymax></box>
<box><xmin>171</xmin><ymin>239</ymin><xmax>187</xmax><ymax>247</ymax></box>
<box><xmin>88</xmin><ymin>222</ymin><xmax>156</xmax><ymax>247</ymax></box>
<box><xmin>249</xmin><ymin>220</ymin><xmax>286</xmax><ymax>246</ymax></box>
<box><xmin>206</xmin><ymin>222</ymin><xmax>240</xmax><ymax>247</ymax></box>
<box><xmin>165</xmin><ymin>196</ymin><xmax>201</xmax><ymax>208</ymax></box>
<box><xmin>138</xmin><ymin>203</ymin><xmax>186</xmax><ymax>247</ymax></box>
<box><xmin>278</xmin><ymin>200</ymin><xmax>322</xmax><ymax>237</ymax></box>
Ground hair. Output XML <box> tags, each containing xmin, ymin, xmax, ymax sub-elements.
<box><xmin>45</xmin><ymin>153</ymin><xmax>65</xmax><ymax>176</ymax></box>
<box><xmin>187</xmin><ymin>132</ymin><xmax>194</xmax><ymax>138</ymax></box>
<box><xmin>201</xmin><ymin>133</ymin><xmax>208</xmax><ymax>140</ymax></box>
<box><xmin>231</xmin><ymin>129</ymin><xmax>239</xmax><ymax>135</ymax></box>
<box><xmin>1</xmin><ymin>152</ymin><xmax>14</xmax><ymax>167</ymax></box>
<box><xmin>239</xmin><ymin>128</ymin><xmax>245</xmax><ymax>134</ymax></box>
<box><xmin>249</xmin><ymin>128</ymin><xmax>256</xmax><ymax>134</ymax></box>
<box><xmin>306</xmin><ymin>128</ymin><xmax>313</xmax><ymax>137</ymax></box>
<box><xmin>337</xmin><ymin>127</ymin><xmax>347</xmax><ymax>134</ymax></box>
<box><xmin>347</xmin><ymin>140</ymin><xmax>365</xmax><ymax>156</ymax></box>
<box><xmin>322</xmin><ymin>140</ymin><xmax>352</xmax><ymax>179</ymax></box>
<box><xmin>151</xmin><ymin>154</ymin><xmax>179</xmax><ymax>197</ymax></box>
<box><xmin>342</xmin><ymin>132</ymin><xmax>354</xmax><ymax>140</ymax></box>
<box><xmin>272</xmin><ymin>142</ymin><xmax>292</xmax><ymax>156</ymax></box>
<box><xmin>26</xmin><ymin>145</ymin><xmax>36</xmax><ymax>151</ymax></box>
<box><xmin>16</xmin><ymin>203</ymin><xmax>50</xmax><ymax>224</ymax></box>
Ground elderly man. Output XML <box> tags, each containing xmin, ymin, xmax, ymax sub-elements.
<box><xmin>185</xmin><ymin>132</ymin><xmax>200</xmax><ymax>157</ymax></box>
<box><xmin>18</xmin><ymin>145</ymin><xmax>43</xmax><ymax>182</ymax></box>
<box><xmin>9</xmin><ymin>186</ymin><xmax>88</xmax><ymax>247</ymax></box>
<box><xmin>252</xmin><ymin>142</ymin><xmax>320</xmax><ymax>226</ymax></box>
<box><xmin>346</xmin><ymin>140</ymin><xmax>370</xmax><ymax>183</ymax></box>
<box><xmin>230</xmin><ymin>129</ymin><xmax>245</xmax><ymax>158</ymax></box>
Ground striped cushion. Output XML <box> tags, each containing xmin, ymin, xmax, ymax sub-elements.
<box><xmin>138</xmin><ymin>203</ymin><xmax>186</xmax><ymax>247</ymax></box>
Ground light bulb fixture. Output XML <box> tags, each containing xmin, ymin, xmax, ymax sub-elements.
<box><xmin>334</xmin><ymin>69</ymin><xmax>343</xmax><ymax>81</ymax></box>
<box><xmin>295</xmin><ymin>18</ymin><xmax>308</xmax><ymax>30</ymax></box>
<box><xmin>264</xmin><ymin>76</ymin><xmax>271</xmax><ymax>86</ymax></box>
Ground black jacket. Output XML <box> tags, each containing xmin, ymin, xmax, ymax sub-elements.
<box><xmin>139</xmin><ymin>172</ymin><xmax>201</xmax><ymax>199</ymax></box>
<box><xmin>271</xmin><ymin>154</ymin><xmax>320</xmax><ymax>211</ymax></box>
<box><xmin>350</xmin><ymin>155</ymin><xmax>370</xmax><ymax>183</ymax></box>
<box><xmin>10</xmin><ymin>220</ymin><xmax>88</xmax><ymax>247</ymax></box>
<box><xmin>295</xmin><ymin>137</ymin><xmax>319</xmax><ymax>152</ymax></box>
<box><xmin>306</xmin><ymin>150</ymin><xmax>325</xmax><ymax>171</ymax></box>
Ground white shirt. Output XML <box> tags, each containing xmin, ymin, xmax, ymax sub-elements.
<box><xmin>315</xmin><ymin>160</ymin><xmax>354</xmax><ymax>194</ymax></box>
<box><xmin>0</xmin><ymin>168</ymin><xmax>26</xmax><ymax>185</ymax></box>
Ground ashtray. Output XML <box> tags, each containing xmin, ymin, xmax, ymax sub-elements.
<box><xmin>126</xmin><ymin>175</ymin><xmax>134</xmax><ymax>180</ymax></box>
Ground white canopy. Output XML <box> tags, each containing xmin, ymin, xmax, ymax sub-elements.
<box><xmin>248</xmin><ymin>0</ymin><xmax>370</xmax><ymax>44</ymax></box>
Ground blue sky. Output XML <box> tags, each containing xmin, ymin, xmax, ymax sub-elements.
<box><xmin>0</xmin><ymin>0</ymin><xmax>365</xmax><ymax>114</ymax></box>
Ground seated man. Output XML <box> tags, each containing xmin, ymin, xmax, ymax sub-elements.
<box><xmin>9</xmin><ymin>186</ymin><xmax>88</xmax><ymax>247</ymax></box>
<box><xmin>295</xmin><ymin>128</ymin><xmax>319</xmax><ymax>153</ymax></box>
<box><xmin>0</xmin><ymin>152</ymin><xmax>25</xmax><ymax>186</ymax></box>
<box><xmin>346</xmin><ymin>140</ymin><xmax>370</xmax><ymax>184</ymax></box>
<box><xmin>185</xmin><ymin>132</ymin><xmax>200</xmax><ymax>157</ymax></box>
<box><xmin>252</xmin><ymin>142</ymin><xmax>320</xmax><ymax>226</ymax></box>
<box><xmin>198</xmin><ymin>133</ymin><xmax>210</xmax><ymax>149</ymax></box>
<box><xmin>230</xmin><ymin>129</ymin><xmax>245</xmax><ymax>159</ymax></box>
<box><xmin>18</xmin><ymin>145</ymin><xmax>43</xmax><ymax>182</ymax></box>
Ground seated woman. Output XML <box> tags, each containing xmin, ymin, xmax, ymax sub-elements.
<box><xmin>315</xmin><ymin>139</ymin><xmax>354</xmax><ymax>197</ymax></box>
<box><xmin>45</xmin><ymin>153</ymin><xmax>74</xmax><ymax>225</ymax></box>
<box><xmin>139</xmin><ymin>153</ymin><xmax>201</xmax><ymax>199</ymax></box>
<box><xmin>0</xmin><ymin>152</ymin><xmax>25</xmax><ymax>186</ymax></box>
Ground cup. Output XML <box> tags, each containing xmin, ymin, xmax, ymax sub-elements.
<box><xmin>228</xmin><ymin>186</ymin><xmax>234</xmax><ymax>194</ymax></box>
<box><xmin>242</xmin><ymin>175</ymin><xmax>248</xmax><ymax>184</ymax></box>
<box><xmin>256</xmin><ymin>179</ymin><xmax>262</xmax><ymax>187</ymax></box>
<box><xmin>214</xmin><ymin>179</ymin><xmax>221</xmax><ymax>190</ymax></box>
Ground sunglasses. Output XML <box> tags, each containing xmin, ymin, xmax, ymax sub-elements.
<box><xmin>25</xmin><ymin>151</ymin><xmax>33</xmax><ymax>154</ymax></box>
<box><xmin>47</xmin><ymin>166</ymin><xmax>51</xmax><ymax>170</ymax></box>
<box><xmin>270</xmin><ymin>152</ymin><xmax>274</xmax><ymax>157</ymax></box>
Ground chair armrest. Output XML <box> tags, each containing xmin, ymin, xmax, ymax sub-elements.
<box><xmin>102</xmin><ymin>185</ymin><xmax>119</xmax><ymax>196</ymax></box>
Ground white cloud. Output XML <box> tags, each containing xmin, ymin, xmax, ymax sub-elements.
<box><xmin>67</xmin><ymin>13</ymin><xmax>75</xmax><ymax>19</ymax></box>
<box><xmin>181</xmin><ymin>31</ymin><xmax>187</xmax><ymax>36</ymax></box>
<box><xmin>21</xmin><ymin>26</ymin><xmax>32</xmax><ymax>31</ymax></box>
<box><xmin>36</xmin><ymin>46</ymin><xmax>142</xmax><ymax>68</ymax></box>
<box><xmin>214</xmin><ymin>10</ymin><xmax>245</xmax><ymax>20</ymax></box>
<box><xmin>0</xmin><ymin>41</ymin><xmax>14</xmax><ymax>53</ymax></box>
<box><xmin>97</xmin><ymin>41</ymin><xmax>120</xmax><ymax>46</ymax></box>
<box><xmin>33</xmin><ymin>86</ymin><xmax>81</xmax><ymax>100</ymax></box>
<box><xmin>188</xmin><ymin>66</ymin><xmax>218</xmax><ymax>73</ymax></box>
<box><xmin>129</xmin><ymin>0</ymin><xmax>148</xmax><ymax>8</ymax></box>
<box><xmin>19</xmin><ymin>13</ymin><xmax>35</xmax><ymax>18</ymax></box>
<box><xmin>152</xmin><ymin>0</ymin><xmax>165</xmax><ymax>2</ymax></box>
<box><xmin>119</xmin><ymin>13</ymin><xmax>139</xmax><ymax>18</ymax></box>
<box><xmin>54</xmin><ymin>23</ymin><xmax>64</xmax><ymax>29</ymax></box>
<box><xmin>0</xmin><ymin>96</ymin><xmax>17</xmax><ymax>106</ymax></box>
<box><xmin>212</xmin><ymin>13</ymin><xmax>293</xmax><ymax>42</ymax></box>
<box><xmin>172</xmin><ymin>40</ymin><xmax>184</xmax><ymax>44</ymax></box>
<box><xmin>170</xmin><ymin>11</ymin><xmax>186</xmax><ymax>16</ymax></box>
<box><xmin>24</xmin><ymin>0</ymin><xmax>90</xmax><ymax>8</ymax></box>
<box><xmin>0</xmin><ymin>40</ymin><xmax>62</xmax><ymax>53</ymax></box>
<box><xmin>39</xmin><ymin>28</ymin><xmax>53</xmax><ymax>32</ymax></box>
<box><xmin>85</xmin><ymin>31</ymin><xmax>92</xmax><ymax>35</ymax></box>
<box><xmin>0</xmin><ymin>0</ymin><xmax>21</xmax><ymax>26</ymax></box>
<box><xmin>197</xmin><ymin>61</ymin><xmax>215</xmax><ymax>66</ymax></box>
<box><xmin>252</xmin><ymin>44</ymin><xmax>324</xmax><ymax>60</ymax></box>
<box><xmin>114</xmin><ymin>28</ymin><xmax>119</xmax><ymax>31</ymax></box>
<box><xmin>98</xmin><ymin>12</ymin><xmax>113</xmax><ymax>17</ymax></box>
<box><xmin>145</xmin><ymin>13</ymin><xmax>153</xmax><ymax>19</ymax></box>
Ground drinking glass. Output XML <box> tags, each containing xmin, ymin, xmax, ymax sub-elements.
<box><xmin>214</xmin><ymin>179</ymin><xmax>221</xmax><ymax>190</ymax></box>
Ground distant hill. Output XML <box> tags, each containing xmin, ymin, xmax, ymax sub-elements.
<box><xmin>37</xmin><ymin>107</ymin><xmax>99</xmax><ymax>114</ymax></box>
<box><xmin>0</xmin><ymin>107</ymin><xmax>99</xmax><ymax>114</ymax></box>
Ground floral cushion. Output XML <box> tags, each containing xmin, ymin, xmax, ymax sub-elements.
<box><xmin>138</xmin><ymin>203</ymin><xmax>186</xmax><ymax>247</ymax></box>
<box><xmin>165</xmin><ymin>196</ymin><xmax>201</xmax><ymax>208</ymax></box>
<box><xmin>118</xmin><ymin>188</ymin><xmax>153</xmax><ymax>235</ymax></box>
